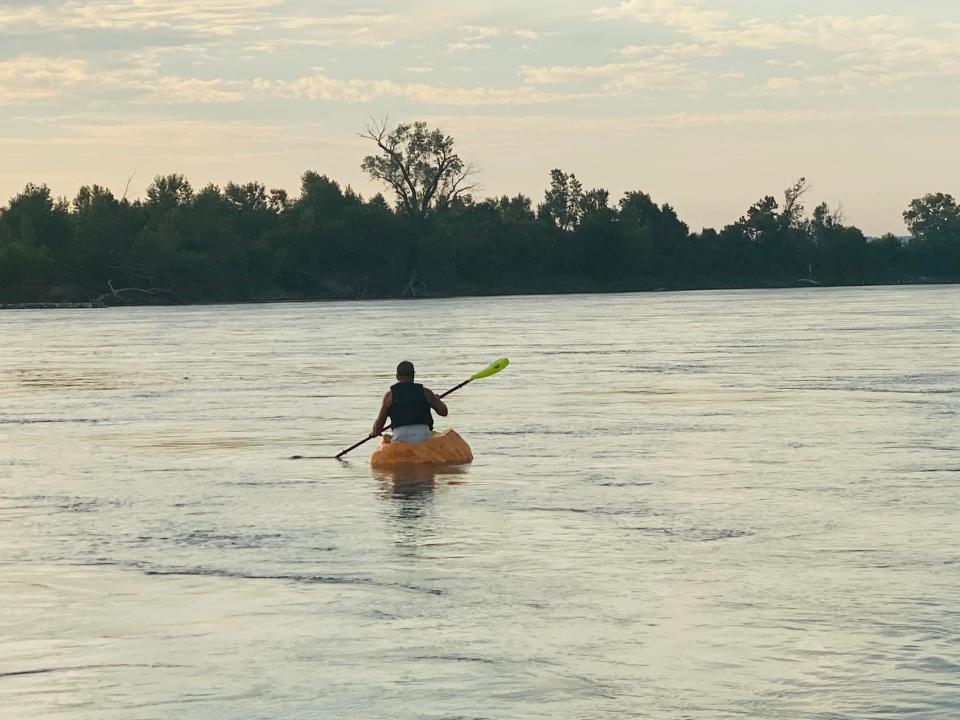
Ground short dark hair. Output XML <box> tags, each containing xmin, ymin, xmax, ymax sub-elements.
<box><xmin>396</xmin><ymin>360</ymin><xmax>415</xmax><ymax>378</ymax></box>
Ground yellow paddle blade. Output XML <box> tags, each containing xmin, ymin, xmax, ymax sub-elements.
<box><xmin>470</xmin><ymin>357</ymin><xmax>510</xmax><ymax>381</ymax></box>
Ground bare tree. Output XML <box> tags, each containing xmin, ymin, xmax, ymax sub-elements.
<box><xmin>360</xmin><ymin>118</ymin><xmax>478</xmax><ymax>224</ymax></box>
<box><xmin>121</xmin><ymin>166</ymin><xmax>138</xmax><ymax>203</ymax></box>
<box><xmin>781</xmin><ymin>177</ymin><xmax>811</xmax><ymax>228</ymax></box>
<box><xmin>360</xmin><ymin>118</ymin><xmax>478</xmax><ymax>295</ymax></box>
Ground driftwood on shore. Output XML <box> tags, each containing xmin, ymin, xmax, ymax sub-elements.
<box><xmin>94</xmin><ymin>281</ymin><xmax>180</xmax><ymax>306</ymax></box>
<box><xmin>1</xmin><ymin>281</ymin><xmax>183</xmax><ymax>309</ymax></box>
<box><xmin>400</xmin><ymin>270</ymin><xmax>429</xmax><ymax>297</ymax></box>
<box><xmin>2</xmin><ymin>277</ymin><xmax>958</xmax><ymax>310</ymax></box>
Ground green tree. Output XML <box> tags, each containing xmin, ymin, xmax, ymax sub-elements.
<box><xmin>538</xmin><ymin>169</ymin><xmax>583</xmax><ymax>231</ymax></box>
<box><xmin>146</xmin><ymin>174</ymin><xmax>193</xmax><ymax>211</ymax></box>
<box><xmin>360</xmin><ymin>119</ymin><xmax>477</xmax><ymax>294</ymax></box>
<box><xmin>868</xmin><ymin>233</ymin><xmax>906</xmax><ymax>278</ymax></box>
<box><xmin>723</xmin><ymin>179</ymin><xmax>813</xmax><ymax>280</ymax></box>
<box><xmin>810</xmin><ymin>203</ymin><xmax>867</xmax><ymax>281</ymax></box>
<box><xmin>71</xmin><ymin>185</ymin><xmax>130</xmax><ymax>295</ymax></box>
<box><xmin>903</xmin><ymin>193</ymin><xmax>960</xmax><ymax>275</ymax></box>
<box><xmin>904</xmin><ymin>193</ymin><xmax>960</xmax><ymax>243</ymax></box>
<box><xmin>136</xmin><ymin>174</ymin><xmax>196</xmax><ymax>296</ymax></box>
<box><xmin>1</xmin><ymin>166</ymin><xmax>957</xmax><ymax>304</ymax></box>
<box><xmin>0</xmin><ymin>184</ymin><xmax>71</xmax><ymax>300</ymax></box>
<box><xmin>618</xmin><ymin>192</ymin><xmax>691</xmax><ymax>283</ymax></box>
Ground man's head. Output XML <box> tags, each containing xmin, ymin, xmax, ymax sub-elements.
<box><xmin>396</xmin><ymin>360</ymin><xmax>415</xmax><ymax>381</ymax></box>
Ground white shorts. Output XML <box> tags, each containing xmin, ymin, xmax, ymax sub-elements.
<box><xmin>392</xmin><ymin>424</ymin><xmax>432</xmax><ymax>444</ymax></box>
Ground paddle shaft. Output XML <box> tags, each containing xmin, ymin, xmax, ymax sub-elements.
<box><xmin>333</xmin><ymin>379</ymin><xmax>473</xmax><ymax>459</ymax></box>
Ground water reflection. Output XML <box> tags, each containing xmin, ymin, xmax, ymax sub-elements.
<box><xmin>375</xmin><ymin>464</ymin><xmax>468</xmax><ymax>501</ymax></box>
<box><xmin>374</xmin><ymin>465</ymin><xmax>469</xmax><ymax>543</ymax></box>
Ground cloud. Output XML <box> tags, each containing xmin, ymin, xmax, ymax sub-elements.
<box><xmin>0</xmin><ymin>56</ymin><xmax>89</xmax><ymax>103</ymax></box>
<box><xmin>767</xmin><ymin>59</ymin><xmax>809</xmax><ymax>68</ymax></box>
<box><xmin>0</xmin><ymin>51</ymin><xmax>249</xmax><ymax>105</ymax></box>
<box><xmin>520</xmin><ymin>58</ymin><xmax>689</xmax><ymax>92</ymax></box>
<box><xmin>270</xmin><ymin>71</ymin><xmax>573</xmax><ymax>105</ymax></box>
<box><xmin>275</xmin><ymin>13</ymin><xmax>400</xmax><ymax>30</ymax></box>
<box><xmin>520</xmin><ymin>48</ymin><xmax>708</xmax><ymax>95</ymax></box>
<box><xmin>707</xmin><ymin>14</ymin><xmax>913</xmax><ymax>52</ymax></box>
<box><xmin>241</xmin><ymin>39</ymin><xmax>338</xmax><ymax>53</ymax></box>
<box><xmin>513</xmin><ymin>29</ymin><xmax>542</xmax><ymax>41</ymax></box>
<box><xmin>447</xmin><ymin>41</ymin><xmax>491</xmax><ymax>52</ymax></box>
<box><xmin>0</xmin><ymin>0</ymin><xmax>283</xmax><ymax>35</ymax></box>
<box><xmin>619</xmin><ymin>42</ymin><xmax>722</xmax><ymax>58</ymax></box>
<box><xmin>595</xmin><ymin>2</ymin><xmax>902</xmax><ymax>51</ymax></box>
<box><xmin>0</xmin><ymin>4</ymin><xmax>48</xmax><ymax>31</ymax></box>
<box><xmin>462</xmin><ymin>25</ymin><xmax>502</xmax><ymax>40</ymax></box>
<box><xmin>762</xmin><ymin>76</ymin><xmax>800</xmax><ymax>94</ymax></box>
<box><xmin>138</xmin><ymin>76</ymin><xmax>247</xmax><ymax>103</ymax></box>
<box><xmin>271</xmin><ymin>12</ymin><xmax>398</xmax><ymax>47</ymax></box>
<box><xmin>593</xmin><ymin>0</ymin><xmax>729</xmax><ymax>35</ymax></box>
<box><xmin>0</xmin><ymin>1</ymin><xmax>399</xmax><ymax>44</ymax></box>
<box><xmin>446</xmin><ymin>23</ymin><xmax>546</xmax><ymax>52</ymax></box>
<box><xmin>748</xmin><ymin>63</ymin><xmax>954</xmax><ymax>98</ymax></box>
<box><xmin>595</xmin><ymin>3</ymin><xmax>960</xmax><ymax>91</ymax></box>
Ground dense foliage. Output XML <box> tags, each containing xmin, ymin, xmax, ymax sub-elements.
<box><xmin>1</xmin><ymin>166</ymin><xmax>957</xmax><ymax>305</ymax></box>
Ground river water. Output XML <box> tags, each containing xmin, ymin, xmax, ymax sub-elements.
<box><xmin>1</xmin><ymin>286</ymin><xmax>958</xmax><ymax>719</ymax></box>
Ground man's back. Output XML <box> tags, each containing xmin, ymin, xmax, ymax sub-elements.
<box><xmin>370</xmin><ymin>361</ymin><xmax>448</xmax><ymax>444</ymax></box>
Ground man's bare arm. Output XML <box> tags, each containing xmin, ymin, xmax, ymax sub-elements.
<box><xmin>371</xmin><ymin>391</ymin><xmax>392</xmax><ymax>436</ymax></box>
<box><xmin>424</xmin><ymin>388</ymin><xmax>448</xmax><ymax>416</ymax></box>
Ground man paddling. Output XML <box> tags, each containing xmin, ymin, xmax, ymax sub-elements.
<box><xmin>370</xmin><ymin>361</ymin><xmax>448</xmax><ymax>443</ymax></box>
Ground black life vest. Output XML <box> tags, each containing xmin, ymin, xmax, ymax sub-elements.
<box><xmin>389</xmin><ymin>381</ymin><xmax>434</xmax><ymax>429</ymax></box>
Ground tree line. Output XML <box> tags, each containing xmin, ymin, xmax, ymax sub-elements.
<box><xmin>1</xmin><ymin>120</ymin><xmax>957</xmax><ymax>305</ymax></box>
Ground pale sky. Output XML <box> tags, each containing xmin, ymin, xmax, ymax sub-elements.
<box><xmin>1</xmin><ymin>0</ymin><xmax>958</xmax><ymax>234</ymax></box>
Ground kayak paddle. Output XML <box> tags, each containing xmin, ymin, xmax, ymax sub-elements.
<box><xmin>290</xmin><ymin>357</ymin><xmax>510</xmax><ymax>460</ymax></box>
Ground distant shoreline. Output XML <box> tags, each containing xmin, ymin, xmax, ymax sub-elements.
<box><xmin>3</xmin><ymin>175</ymin><xmax>956</xmax><ymax>310</ymax></box>
<box><xmin>3</xmin><ymin>277</ymin><xmax>956</xmax><ymax>310</ymax></box>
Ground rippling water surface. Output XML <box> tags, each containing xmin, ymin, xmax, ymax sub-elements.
<box><xmin>1</xmin><ymin>286</ymin><xmax>959</xmax><ymax>719</ymax></box>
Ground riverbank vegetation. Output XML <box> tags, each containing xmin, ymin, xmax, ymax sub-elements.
<box><xmin>1</xmin><ymin>121</ymin><xmax>958</xmax><ymax>305</ymax></box>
